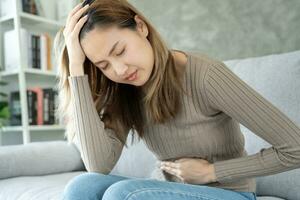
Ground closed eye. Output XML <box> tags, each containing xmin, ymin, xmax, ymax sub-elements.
<box><xmin>100</xmin><ymin>48</ymin><xmax>126</xmax><ymax>70</ymax></box>
<box><xmin>116</xmin><ymin>48</ymin><xmax>125</xmax><ymax>56</ymax></box>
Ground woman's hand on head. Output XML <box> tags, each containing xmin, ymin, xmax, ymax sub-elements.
<box><xmin>63</xmin><ymin>2</ymin><xmax>90</xmax><ymax>76</ymax></box>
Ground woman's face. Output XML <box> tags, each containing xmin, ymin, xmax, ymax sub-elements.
<box><xmin>80</xmin><ymin>15</ymin><xmax>154</xmax><ymax>86</ymax></box>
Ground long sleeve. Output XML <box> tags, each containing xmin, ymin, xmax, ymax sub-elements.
<box><xmin>203</xmin><ymin>61</ymin><xmax>300</xmax><ymax>184</ymax></box>
<box><xmin>68</xmin><ymin>74</ymin><xmax>125</xmax><ymax>174</ymax></box>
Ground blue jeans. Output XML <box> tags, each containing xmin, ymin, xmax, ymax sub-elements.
<box><xmin>63</xmin><ymin>172</ymin><xmax>257</xmax><ymax>200</ymax></box>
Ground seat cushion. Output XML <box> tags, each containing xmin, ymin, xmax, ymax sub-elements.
<box><xmin>0</xmin><ymin>171</ymin><xmax>85</xmax><ymax>200</ymax></box>
<box><xmin>257</xmin><ymin>197</ymin><xmax>286</xmax><ymax>200</ymax></box>
<box><xmin>0</xmin><ymin>141</ymin><xmax>85</xmax><ymax>179</ymax></box>
<box><xmin>255</xmin><ymin>168</ymin><xmax>300</xmax><ymax>200</ymax></box>
<box><xmin>0</xmin><ymin>171</ymin><xmax>287</xmax><ymax>200</ymax></box>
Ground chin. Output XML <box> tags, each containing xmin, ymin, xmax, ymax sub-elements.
<box><xmin>131</xmin><ymin>78</ymin><xmax>146</xmax><ymax>87</ymax></box>
<box><xmin>137</xmin><ymin>72</ymin><xmax>152</xmax><ymax>87</ymax></box>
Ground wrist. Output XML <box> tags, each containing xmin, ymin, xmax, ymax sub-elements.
<box><xmin>69</xmin><ymin>66</ymin><xmax>84</xmax><ymax>77</ymax></box>
<box><xmin>209</xmin><ymin>164</ymin><xmax>217</xmax><ymax>182</ymax></box>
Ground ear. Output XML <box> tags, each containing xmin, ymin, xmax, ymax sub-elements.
<box><xmin>134</xmin><ymin>15</ymin><xmax>149</xmax><ymax>38</ymax></box>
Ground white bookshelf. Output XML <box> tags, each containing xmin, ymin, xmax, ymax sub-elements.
<box><xmin>0</xmin><ymin>0</ymin><xmax>79</xmax><ymax>145</ymax></box>
<box><xmin>1</xmin><ymin>125</ymin><xmax>66</xmax><ymax>132</ymax></box>
<box><xmin>0</xmin><ymin>67</ymin><xmax>58</xmax><ymax>77</ymax></box>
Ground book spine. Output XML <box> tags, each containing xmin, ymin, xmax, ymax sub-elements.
<box><xmin>29</xmin><ymin>87</ymin><xmax>43</xmax><ymax>125</ymax></box>
<box><xmin>43</xmin><ymin>88</ymin><xmax>50</xmax><ymax>124</ymax></box>
<box><xmin>27</xmin><ymin>89</ymin><xmax>38</xmax><ymax>125</ymax></box>
<box><xmin>9</xmin><ymin>91</ymin><xmax>21</xmax><ymax>126</ymax></box>
<box><xmin>42</xmin><ymin>88</ymin><xmax>55</xmax><ymax>125</ymax></box>
<box><xmin>27</xmin><ymin>90</ymin><xmax>33</xmax><ymax>125</ymax></box>
<box><xmin>49</xmin><ymin>89</ymin><xmax>55</xmax><ymax>124</ymax></box>
<box><xmin>36</xmin><ymin>35</ymin><xmax>41</xmax><ymax>69</ymax></box>
<box><xmin>53</xmin><ymin>90</ymin><xmax>59</xmax><ymax>125</ymax></box>
<box><xmin>40</xmin><ymin>34</ymin><xmax>46</xmax><ymax>71</ymax></box>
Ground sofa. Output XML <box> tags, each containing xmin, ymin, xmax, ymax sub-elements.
<box><xmin>0</xmin><ymin>50</ymin><xmax>300</xmax><ymax>200</ymax></box>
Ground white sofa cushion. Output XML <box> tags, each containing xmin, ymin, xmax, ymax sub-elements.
<box><xmin>0</xmin><ymin>171</ymin><xmax>85</xmax><ymax>200</ymax></box>
<box><xmin>223</xmin><ymin>50</ymin><xmax>300</xmax><ymax>155</ymax></box>
<box><xmin>223</xmin><ymin>50</ymin><xmax>300</xmax><ymax>200</ymax></box>
<box><xmin>0</xmin><ymin>141</ymin><xmax>85</xmax><ymax>179</ymax></box>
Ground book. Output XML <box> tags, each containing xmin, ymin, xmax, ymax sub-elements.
<box><xmin>53</xmin><ymin>89</ymin><xmax>60</xmax><ymax>125</ymax></box>
<box><xmin>4</xmin><ymin>29</ymin><xmax>54</xmax><ymax>73</ymax></box>
<box><xmin>34</xmin><ymin>0</ymin><xmax>57</xmax><ymax>20</ymax></box>
<box><xmin>9</xmin><ymin>90</ymin><xmax>37</xmax><ymax>125</ymax></box>
<box><xmin>31</xmin><ymin>34</ymin><xmax>41</xmax><ymax>69</ymax></box>
<box><xmin>27</xmin><ymin>90</ymin><xmax>37</xmax><ymax>125</ymax></box>
<box><xmin>22</xmin><ymin>0</ymin><xmax>37</xmax><ymax>15</ymax></box>
<box><xmin>9</xmin><ymin>91</ymin><xmax>22</xmax><ymax>126</ymax></box>
<box><xmin>4</xmin><ymin>29</ymin><xmax>32</xmax><ymax>72</ymax></box>
<box><xmin>8</xmin><ymin>88</ymin><xmax>59</xmax><ymax>126</ymax></box>
<box><xmin>28</xmin><ymin>87</ymin><xmax>43</xmax><ymax>125</ymax></box>
<box><xmin>34</xmin><ymin>0</ymin><xmax>45</xmax><ymax>17</ymax></box>
<box><xmin>43</xmin><ymin>88</ymin><xmax>55</xmax><ymax>125</ymax></box>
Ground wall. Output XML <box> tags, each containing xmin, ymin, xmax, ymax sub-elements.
<box><xmin>129</xmin><ymin>0</ymin><xmax>300</xmax><ymax>60</ymax></box>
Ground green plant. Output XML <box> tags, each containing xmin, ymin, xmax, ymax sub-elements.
<box><xmin>0</xmin><ymin>80</ymin><xmax>10</xmax><ymax>128</ymax></box>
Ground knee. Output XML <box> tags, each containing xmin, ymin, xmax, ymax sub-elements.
<box><xmin>62</xmin><ymin>172</ymin><xmax>108</xmax><ymax>200</ymax></box>
<box><xmin>102</xmin><ymin>179</ymin><xmax>155</xmax><ymax>200</ymax></box>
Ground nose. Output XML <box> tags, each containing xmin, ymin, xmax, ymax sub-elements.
<box><xmin>112</xmin><ymin>63</ymin><xmax>128</xmax><ymax>76</ymax></box>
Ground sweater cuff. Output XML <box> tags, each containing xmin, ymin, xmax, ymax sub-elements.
<box><xmin>213</xmin><ymin>160</ymin><xmax>238</xmax><ymax>184</ymax></box>
<box><xmin>68</xmin><ymin>74</ymin><xmax>88</xmax><ymax>83</ymax></box>
<box><xmin>213</xmin><ymin>152</ymin><xmax>261</xmax><ymax>184</ymax></box>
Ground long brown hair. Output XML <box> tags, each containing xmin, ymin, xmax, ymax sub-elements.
<box><xmin>54</xmin><ymin>0</ymin><xmax>186</xmax><ymax>148</ymax></box>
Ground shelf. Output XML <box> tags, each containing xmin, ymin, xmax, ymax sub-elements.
<box><xmin>1</xmin><ymin>126</ymin><xmax>22</xmax><ymax>132</ymax></box>
<box><xmin>26</xmin><ymin>68</ymin><xmax>58</xmax><ymax>76</ymax></box>
<box><xmin>0</xmin><ymin>68</ymin><xmax>58</xmax><ymax>77</ymax></box>
<box><xmin>0</xmin><ymin>1</ymin><xmax>67</xmax><ymax>145</ymax></box>
<box><xmin>30</xmin><ymin>125</ymin><xmax>66</xmax><ymax>131</ymax></box>
<box><xmin>0</xmin><ymin>12</ymin><xmax>64</xmax><ymax>32</ymax></box>
<box><xmin>20</xmin><ymin>12</ymin><xmax>64</xmax><ymax>30</ymax></box>
<box><xmin>1</xmin><ymin>125</ymin><xmax>66</xmax><ymax>132</ymax></box>
<box><xmin>0</xmin><ymin>15</ymin><xmax>14</xmax><ymax>23</ymax></box>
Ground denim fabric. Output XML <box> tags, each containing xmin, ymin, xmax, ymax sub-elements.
<box><xmin>63</xmin><ymin>172</ymin><xmax>257</xmax><ymax>200</ymax></box>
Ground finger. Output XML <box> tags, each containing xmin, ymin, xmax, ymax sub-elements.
<box><xmin>175</xmin><ymin>158</ymin><xmax>190</xmax><ymax>163</ymax></box>
<box><xmin>65</xmin><ymin>4</ymin><xmax>89</xmax><ymax>35</ymax></box>
<box><xmin>175</xmin><ymin>159</ymin><xmax>184</xmax><ymax>163</ymax></box>
<box><xmin>162</xmin><ymin>166</ymin><xmax>182</xmax><ymax>178</ymax></box>
<box><xmin>66</xmin><ymin>2</ymin><xmax>84</xmax><ymax>25</ymax></box>
<box><xmin>67</xmin><ymin>4</ymin><xmax>90</xmax><ymax>35</ymax></box>
<box><xmin>72</xmin><ymin>15</ymin><xmax>89</xmax><ymax>36</ymax></box>
<box><xmin>161</xmin><ymin>162</ymin><xmax>179</xmax><ymax>169</ymax></box>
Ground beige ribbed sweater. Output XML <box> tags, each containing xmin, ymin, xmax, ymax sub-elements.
<box><xmin>67</xmin><ymin>51</ymin><xmax>300</xmax><ymax>193</ymax></box>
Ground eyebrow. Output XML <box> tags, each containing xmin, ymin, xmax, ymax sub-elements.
<box><xmin>94</xmin><ymin>41</ymin><xmax>119</xmax><ymax>65</ymax></box>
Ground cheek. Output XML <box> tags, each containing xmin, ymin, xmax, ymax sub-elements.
<box><xmin>103</xmin><ymin>70</ymin><xmax>115</xmax><ymax>80</ymax></box>
<box><xmin>124</xmin><ymin>45</ymin><xmax>139</xmax><ymax>63</ymax></box>
<box><xmin>125</xmin><ymin>43</ymin><xmax>151</xmax><ymax>67</ymax></box>
<box><xmin>103</xmin><ymin>70</ymin><xmax>125</xmax><ymax>83</ymax></box>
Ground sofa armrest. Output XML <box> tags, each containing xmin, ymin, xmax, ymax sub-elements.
<box><xmin>256</xmin><ymin>168</ymin><xmax>300</xmax><ymax>200</ymax></box>
<box><xmin>0</xmin><ymin>141</ymin><xmax>86</xmax><ymax>180</ymax></box>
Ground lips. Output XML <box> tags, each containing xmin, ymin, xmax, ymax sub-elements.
<box><xmin>125</xmin><ymin>70</ymin><xmax>137</xmax><ymax>81</ymax></box>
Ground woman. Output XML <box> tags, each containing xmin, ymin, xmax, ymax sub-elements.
<box><xmin>54</xmin><ymin>0</ymin><xmax>300</xmax><ymax>199</ymax></box>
